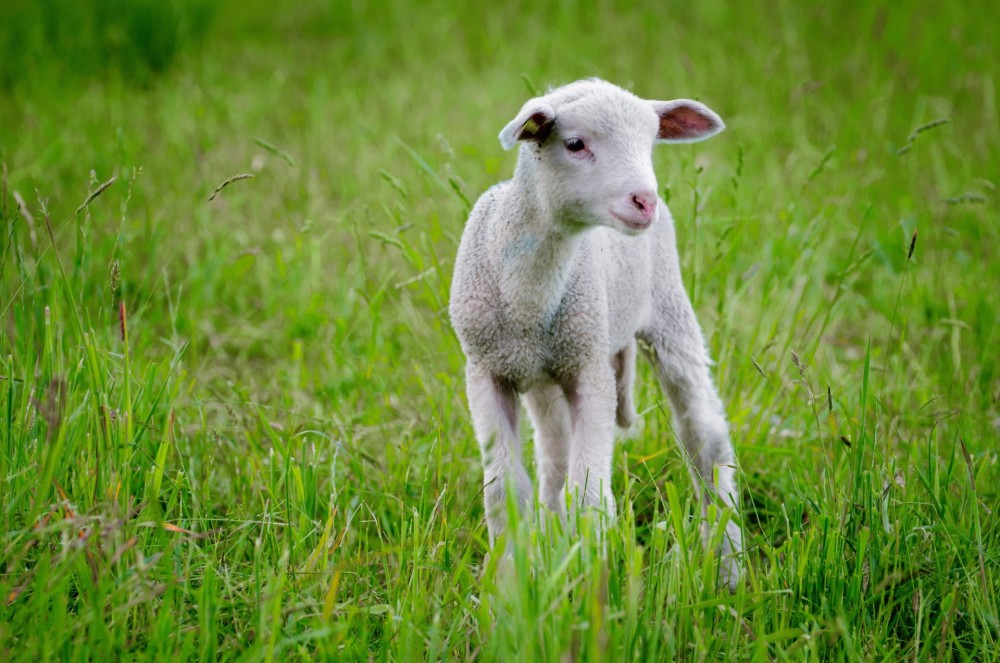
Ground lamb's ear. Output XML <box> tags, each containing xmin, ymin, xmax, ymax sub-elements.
<box><xmin>498</xmin><ymin>101</ymin><xmax>556</xmax><ymax>150</ymax></box>
<box><xmin>650</xmin><ymin>99</ymin><xmax>725</xmax><ymax>144</ymax></box>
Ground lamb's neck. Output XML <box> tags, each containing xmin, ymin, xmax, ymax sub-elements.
<box><xmin>496</xmin><ymin>176</ymin><xmax>585</xmax><ymax>328</ymax></box>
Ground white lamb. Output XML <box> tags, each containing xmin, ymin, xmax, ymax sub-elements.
<box><xmin>449</xmin><ymin>78</ymin><xmax>743</xmax><ymax>588</ymax></box>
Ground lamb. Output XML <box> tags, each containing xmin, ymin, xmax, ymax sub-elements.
<box><xmin>449</xmin><ymin>78</ymin><xmax>743</xmax><ymax>588</ymax></box>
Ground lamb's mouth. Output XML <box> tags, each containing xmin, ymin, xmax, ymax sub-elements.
<box><xmin>610</xmin><ymin>210</ymin><xmax>652</xmax><ymax>231</ymax></box>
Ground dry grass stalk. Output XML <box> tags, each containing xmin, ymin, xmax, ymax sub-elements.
<box><xmin>12</xmin><ymin>190</ymin><xmax>37</xmax><ymax>249</ymax></box>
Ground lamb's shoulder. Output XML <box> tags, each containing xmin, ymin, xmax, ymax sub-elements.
<box><xmin>450</xmin><ymin>183</ymin><xmax>543</xmax><ymax>381</ymax></box>
<box><xmin>451</xmin><ymin>290</ymin><xmax>548</xmax><ymax>392</ymax></box>
<box><xmin>450</xmin><ymin>185</ymin><xmax>505</xmax><ymax>339</ymax></box>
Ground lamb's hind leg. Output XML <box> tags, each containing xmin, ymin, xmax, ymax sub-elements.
<box><xmin>524</xmin><ymin>384</ymin><xmax>572</xmax><ymax>515</ymax></box>
<box><xmin>612</xmin><ymin>338</ymin><xmax>638</xmax><ymax>429</ymax></box>
<box><xmin>640</xmin><ymin>323</ymin><xmax>743</xmax><ymax>590</ymax></box>
<box><xmin>465</xmin><ymin>362</ymin><xmax>533</xmax><ymax>546</ymax></box>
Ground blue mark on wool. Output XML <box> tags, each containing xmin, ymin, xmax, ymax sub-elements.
<box><xmin>503</xmin><ymin>235</ymin><xmax>539</xmax><ymax>262</ymax></box>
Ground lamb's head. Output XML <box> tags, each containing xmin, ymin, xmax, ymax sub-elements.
<box><xmin>499</xmin><ymin>79</ymin><xmax>724</xmax><ymax>235</ymax></box>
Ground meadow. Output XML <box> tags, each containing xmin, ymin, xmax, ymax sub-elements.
<box><xmin>1</xmin><ymin>0</ymin><xmax>997</xmax><ymax>659</ymax></box>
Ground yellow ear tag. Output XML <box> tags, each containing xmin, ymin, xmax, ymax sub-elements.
<box><xmin>521</xmin><ymin>117</ymin><xmax>540</xmax><ymax>136</ymax></box>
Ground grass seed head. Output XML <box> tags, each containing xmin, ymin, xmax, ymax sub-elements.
<box><xmin>791</xmin><ymin>350</ymin><xmax>805</xmax><ymax>378</ymax></box>
<box><xmin>208</xmin><ymin>173</ymin><xmax>255</xmax><ymax>202</ymax></box>
<box><xmin>109</xmin><ymin>259</ymin><xmax>121</xmax><ymax>294</ymax></box>
<box><xmin>76</xmin><ymin>176</ymin><xmax>117</xmax><ymax>216</ymax></box>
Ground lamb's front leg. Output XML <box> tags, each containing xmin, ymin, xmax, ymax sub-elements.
<box><xmin>524</xmin><ymin>384</ymin><xmax>572</xmax><ymax>514</ymax></box>
<box><xmin>465</xmin><ymin>362</ymin><xmax>533</xmax><ymax>546</ymax></box>
<box><xmin>564</xmin><ymin>364</ymin><xmax>619</xmax><ymax>521</ymax></box>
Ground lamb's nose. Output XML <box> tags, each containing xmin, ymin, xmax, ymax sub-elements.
<box><xmin>631</xmin><ymin>191</ymin><xmax>657</xmax><ymax>220</ymax></box>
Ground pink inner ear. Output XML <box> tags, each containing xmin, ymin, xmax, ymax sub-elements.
<box><xmin>659</xmin><ymin>105</ymin><xmax>716</xmax><ymax>140</ymax></box>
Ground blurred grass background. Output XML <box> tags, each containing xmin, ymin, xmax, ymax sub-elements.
<box><xmin>1</xmin><ymin>0</ymin><xmax>997</xmax><ymax>660</ymax></box>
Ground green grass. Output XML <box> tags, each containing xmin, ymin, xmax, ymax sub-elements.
<box><xmin>1</xmin><ymin>0</ymin><xmax>998</xmax><ymax>659</ymax></box>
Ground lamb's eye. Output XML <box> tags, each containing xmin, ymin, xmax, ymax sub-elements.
<box><xmin>564</xmin><ymin>138</ymin><xmax>586</xmax><ymax>152</ymax></box>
